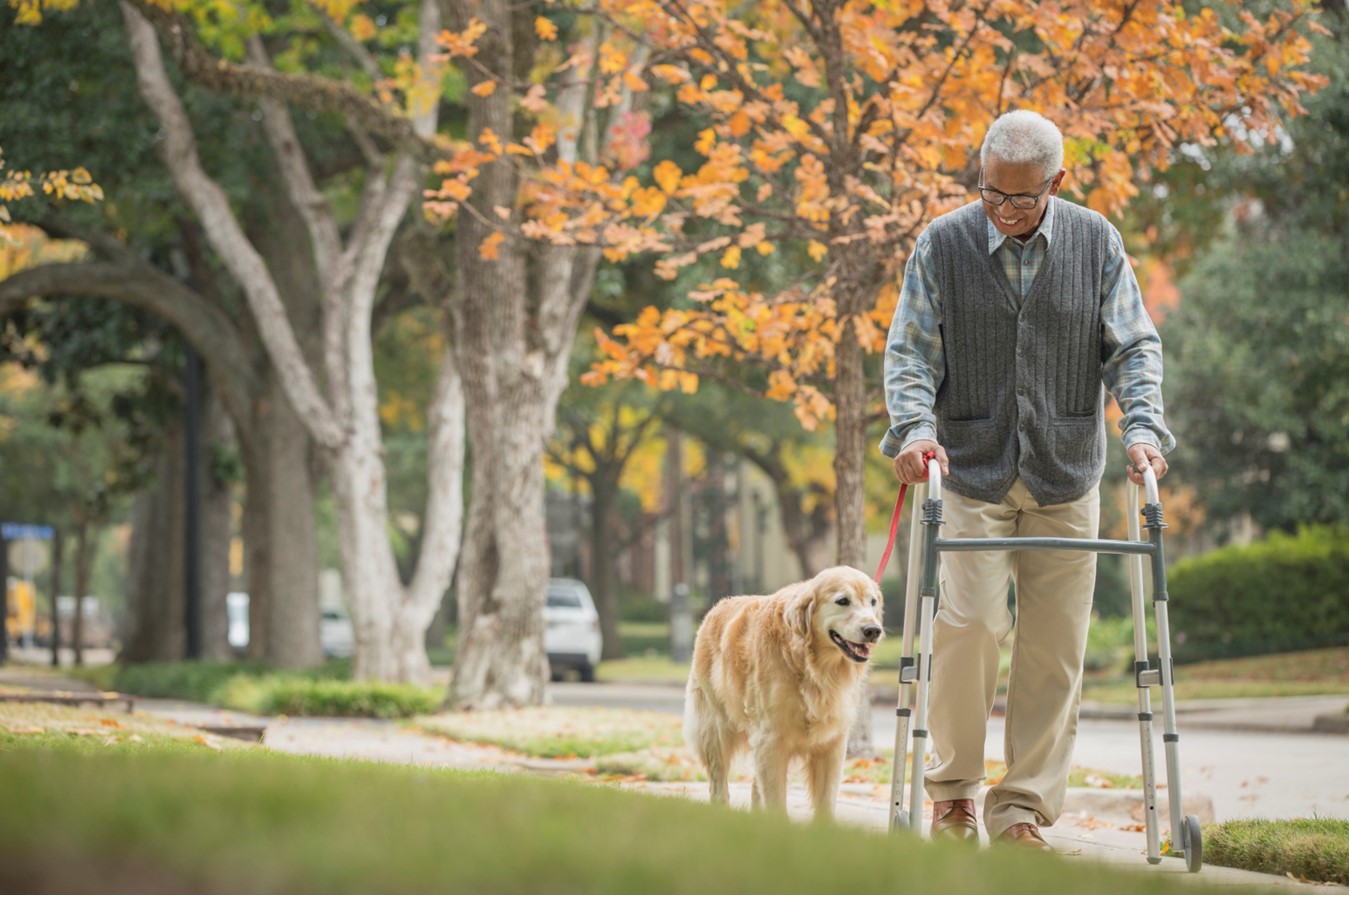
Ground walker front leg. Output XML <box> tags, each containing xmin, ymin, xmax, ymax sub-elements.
<box><xmin>906</xmin><ymin>458</ymin><xmax>944</xmax><ymax>838</ymax></box>
<box><xmin>889</xmin><ymin>481</ymin><xmax>928</xmax><ymax>833</ymax></box>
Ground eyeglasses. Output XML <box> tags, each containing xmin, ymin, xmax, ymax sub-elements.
<box><xmin>977</xmin><ymin>170</ymin><xmax>1054</xmax><ymax>210</ymax></box>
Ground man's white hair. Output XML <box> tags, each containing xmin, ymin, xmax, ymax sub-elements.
<box><xmin>980</xmin><ymin>110</ymin><xmax>1064</xmax><ymax>181</ymax></box>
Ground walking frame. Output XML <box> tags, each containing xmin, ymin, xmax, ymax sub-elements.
<box><xmin>886</xmin><ymin>458</ymin><xmax>1203</xmax><ymax>873</ymax></box>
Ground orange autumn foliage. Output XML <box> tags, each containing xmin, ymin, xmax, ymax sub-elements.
<box><xmin>566</xmin><ymin>0</ymin><xmax>1325</xmax><ymax>427</ymax></box>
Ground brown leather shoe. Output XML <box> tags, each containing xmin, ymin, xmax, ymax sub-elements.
<box><xmin>997</xmin><ymin>822</ymin><xmax>1054</xmax><ymax>852</ymax></box>
<box><xmin>931</xmin><ymin>799</ymin><xmax>979</xmax><ymax>843</ymax></box>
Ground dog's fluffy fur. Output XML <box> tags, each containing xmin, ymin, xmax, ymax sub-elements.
<box><xmin>683</xmin><ymin>566</ymin><xmax>884</xmax><ymax>819</ymax></box>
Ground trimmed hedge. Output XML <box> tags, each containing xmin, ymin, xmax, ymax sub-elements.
<box><xmin>96</xmin><ymin>660</ymin><xmax>436</xmax><ymax>719</ymax></box>
<box><xmin>1167</xmin><ymin>525</ymin><xmax>1349</xmax><ymax>663</ymax></box>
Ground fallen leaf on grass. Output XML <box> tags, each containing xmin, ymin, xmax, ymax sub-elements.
<box><xmin>192</xmin><ymin>735</ymin><xmax>223</xmax><ymax>750</ymax></box>
<box><xmin>6</xmin><ymin>726</ymin><xmax>45</xmax><ymax>735</ymax></box>
<box><xmin>65</xmin><ymin>728</ymin><xmax>108</xmax><ymax>737</ymax></box>
<box><xmin>99</xmin><ymin>718</ymin><xmax>123</xmax><ymax>728</ymax></box>
<box><xmin>1119</xmin><ymin>823</ymin><xmax>1146</xmax><ymax>832</ymax></box>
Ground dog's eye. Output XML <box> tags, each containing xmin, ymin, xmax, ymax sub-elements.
<box><xmin>834</xmin><ymin>596</ymin><xmax>850</xmax><ymax>606</ymax></box>
<box><xmin>871</xmin><ymin>598</ymin><xmax>878</xmax><ymax>607</ymax></box>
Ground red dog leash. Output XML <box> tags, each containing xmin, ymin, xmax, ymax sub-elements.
<box><xmin>874</xmin><ymin>450</ymin><xmax>937</xmax><ymax>583</ymax></box>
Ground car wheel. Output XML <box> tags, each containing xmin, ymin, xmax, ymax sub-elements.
<box><xmin>578</xmin><ymin>663</ymin><xmax>595</xmax><ymax>683</ymax></box>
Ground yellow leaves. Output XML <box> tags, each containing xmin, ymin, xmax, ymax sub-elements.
<box><xmin>766</xmin><ymin>370</ymin><xmax>797</xmax><ymax>401</ymax></box>
<box><xmin>0</xmin><ymin>146</ymin><xmax>103</xmax><ymax>231</ymax></box>
<box><xmin>470</xmin><ymin>80</ymin><xmax>497</xmax><ymax>97</ymax></box>
<box><xmin>653</xmin><ymin>160</ymin><xmax>682</xmax><ymax>195</ymax></box>
<box><xmin>349</xmin><ymin>13</ymin><xmax>377</xmax><ymax>42</ymax></box>
<box><xmin>720</xmin><ymin>245</ymin><xmax>741</xmax><ymax>270</ymax></box>
<box><xmin>598</xmin><ymin>41</ymin><xmax>628</xmax><ymax>75</ymax></box>
<box><xmin>783</xmin><ymin>46</ymin><xmax>820</xmax><ymax>88</ymax></box>
<box><xmin>437</xmin><ymin>17</ymin><xmax>486</xmax><ymax>58</ymax></box>
<box><xmin>629</xmin><ymin>186</ymin><xmax>667</xmax><ymax>219</ymax></box>
<box><xmin>477</xmin><ymin>127</ymin><xmax>503</xmax><ymax>156</ymax></box>
<box><xmin>807</xmin><ymin>240</ymin><xmax>828</xmax><ymax>262</ymax></box>
<box><xmin>694</xmin><ymin>128</ymin><xmax>717</xmax><ymax>157</ymax></box>
<box><xmin>478</xmin><ymin>231</ymin><xmax>504</xmax><ymax>261</ymax></box>
<box><xmin>8</xmin><ymin>0</ymin><xmax>79</xmax><ymax>26</ymax></box>
<box><xmin>535</xmin><ymin>16</ymin><xmax>558</xmax><ymax>41</ymax></box>
<box><xmin>525</xmin><ymin>121</ymin><xmax>557</xmax><ymax>155</ymax></box>
<box><xmin>780</xmin><ymin>115</ymin><xmax>810</xmax><ymax>141</ymax></box>
<box><xmin>657</xmin><ymin>370</ymin><xmax>699</xmax><ymax>393</ymax></box>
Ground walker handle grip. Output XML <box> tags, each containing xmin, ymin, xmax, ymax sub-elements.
<box><xmin>926</xmin><ymin>454</ymin><xmax>942</xmax><ymax>501</ymax></box>
<box><xmin>1142</xmin><ymin>464</ymin><xmax>1160</xmax><ymax>506</ymax></box>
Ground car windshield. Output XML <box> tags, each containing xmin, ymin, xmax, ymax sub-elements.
<box><xmin>546</xmin><ymin>590</ymin><xmax>583</xmax><ymax>609</ymax></box>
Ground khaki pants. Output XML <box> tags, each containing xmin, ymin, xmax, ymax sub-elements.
<box><xmin>924</xmin><ymin>478</ymin><xmax>1099</xmax><ymax>837</ymax></box>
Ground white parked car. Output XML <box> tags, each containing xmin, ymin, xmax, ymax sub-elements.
<box><xmin>224</xmin><ymin>592</ymin><xmax>354</xmax><ymax>659</ymax></box>
<box><xmin>544</xmin><ymin>578</ymin><xmax>602</xmax><ymax>682</ymax></box>
<box><xmin>320</xmin><ymin>606</ymin><xmax>355</xmax><ymax>658</ymax></box>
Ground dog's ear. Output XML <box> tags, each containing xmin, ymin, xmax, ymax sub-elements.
<box><xmin>791</xmin><ymin>586</ymin><xmax>816</xmax><ymax>639</ymax></box>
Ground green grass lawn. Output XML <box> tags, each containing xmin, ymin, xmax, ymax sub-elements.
<box><xmin>1204</xmin><ymin>818</ymin><xmax>1349</xmax><ymax>885</ymax></box>
<box><xmin>0</xmin><ymin>733</ymin><xmax>1197</xmax><ymax>894</ymax></box>
<box><xmin>1081</xmin><ymin>646</ymin><xmax>1349</xmax><ymax>705</ymax></box>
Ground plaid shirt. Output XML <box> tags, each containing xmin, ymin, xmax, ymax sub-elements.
<box><xmin>880</xmin><ymin>198</ymin><xmax>1175</xmax><ymax>458</ymax></box>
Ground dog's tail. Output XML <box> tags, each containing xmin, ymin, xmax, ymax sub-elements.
<box><xmin>681</xmin><ymin>673</ymin><xmax>702</xmax><ymax>755</ymax></box>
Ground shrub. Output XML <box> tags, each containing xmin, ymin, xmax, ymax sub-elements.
<box><xmin>217</xmin><ymin>677</ymin><xmax>441</xmax><ymax>718</ymax></box>
<box><xmin>111</xmin><ymin>661</ymin><xmax>267</xmax><ymax>703</ymax></box>
<box><xmin>104</xmin><ymin>661</ymin><xmax>439</xmax><ymax>719</ymax></box>
<box><xmin>1166</xmin><ymin>525</ymin><xmax>1349</xmax><ymax>663</ymax></box>
<box><xmin>1083</xmin><ymin>615</ymin><xmax>1150</xmax><ymax>675</ymax></box>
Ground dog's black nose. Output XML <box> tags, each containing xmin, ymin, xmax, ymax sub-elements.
<box><xmin>861</xmin><ymin>625</ymin><xmax>882</xmax><ymax>643</ymax></box>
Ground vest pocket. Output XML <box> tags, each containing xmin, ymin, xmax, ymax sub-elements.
<box><xmin>1049</xmin><ymin>414</ymin><xmax>1101</xmax><ymax>463</ymax></box>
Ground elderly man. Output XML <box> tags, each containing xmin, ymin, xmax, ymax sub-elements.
<box><xmin>880</xmin><ymin>110</ymin><xmax>1174</xmax><ymax>851</ymax></box>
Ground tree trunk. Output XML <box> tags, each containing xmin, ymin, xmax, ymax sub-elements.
<box><xmin>72</xmin><ymin>519</ymin><xmax>91</xmax><ymax>667</ymax></box>
<box><xmin>199</xmin><ymin>377</ymin><xmax>234</xmax><ymax>661</ymax></box>
<box><xmin>834</xmin><ymin>318</ymin><xmax>873</xmax><ymax>757</ymax></box>
<box><xmin>448</xmin><ymin>302</ymin><xmax>553</xmax><ymax>706</ymax></box>
<box><xmin>590</xmin><ymin>476</ymin><xmax>625</xmax><ymax>660</ymax></box>
<box><xmin>49</xmin><ymin>526</ymin><xmax>62</xmax><ymax>667</ymax></box>
<box><xmin>775</xmin><ymin>483</ymin><xmax>834</xmax><ymax>578</ymax></box>
<box><xmin>240</xmin><ymin>376</ymin><xmax>321</xmax><ymax>668</ymax></box>
<box><xmin>121</xmin><ymin>432</ymin><xmax>187</xmax><ymax>662</ymax></box>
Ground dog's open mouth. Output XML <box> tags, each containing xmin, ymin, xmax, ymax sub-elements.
<box><xmin>829</xmin><ymin>630</ymin><xmax>872</xmax><ymax>663</ymax></box>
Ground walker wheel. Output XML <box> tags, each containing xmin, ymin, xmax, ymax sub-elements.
<box><xmin>1183</xmin><ymin>815</ymin><xmax>1203</xmax><ymax>873</ymax></box>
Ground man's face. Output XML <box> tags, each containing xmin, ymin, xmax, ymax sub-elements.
<box><xmin>980</xmin><ymin>157</ymin><xmax>1065</xmax><ymax>240</ymax></box>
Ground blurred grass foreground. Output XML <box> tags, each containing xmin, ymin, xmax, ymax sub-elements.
<box><xmin>0</xmin><ymin>734</ymin><xmax>1196</xmax><ymax>894</ymax></box>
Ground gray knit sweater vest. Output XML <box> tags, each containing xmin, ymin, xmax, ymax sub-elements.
<box><xmin>926</xmin><ymin>198</ymin><xmax>1110</xmax><ymax>506</ymax></box>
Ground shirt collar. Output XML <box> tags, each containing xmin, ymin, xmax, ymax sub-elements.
<box><xmin>986</xmin><ymin>196</ymin><xmax>1056</xmax><ymax>255</ymax></box>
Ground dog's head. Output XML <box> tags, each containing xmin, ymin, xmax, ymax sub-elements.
<box><xmin>790</xmin><ymin>566</ymin><xmax>885</xmax><ymax>664</ymax></box>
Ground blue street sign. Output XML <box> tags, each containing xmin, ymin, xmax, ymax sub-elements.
<box><xmin>1</xmin><ymin>523</ymin><xmax>55</xmax><ymax>541</ymax></box>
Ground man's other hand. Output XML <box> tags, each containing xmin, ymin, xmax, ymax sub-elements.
<box><xmin>1126</xmin><ymin>443</ymin><xmax>1167</xmax><ymax>487</ymax></box>
<box><xmin>894</xmin><ymin>441</ymin><xmax>949</xmax><ymax>484</ymax></box>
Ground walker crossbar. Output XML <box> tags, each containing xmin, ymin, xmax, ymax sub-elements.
<box><xmin>933</xmin><ymin>537</ymin><xmax>1155</xmax><ymax>556</ymax></box>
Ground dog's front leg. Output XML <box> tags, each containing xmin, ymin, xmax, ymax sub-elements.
<box><xmin>750</xmin><ymin>734</ymin><xmax>791</xmax><ymax>814</ymax></box>
<box><xmin>805</xmin><ymin>738</ymin><xmax>847</xmax><ymax>820</ymax></box>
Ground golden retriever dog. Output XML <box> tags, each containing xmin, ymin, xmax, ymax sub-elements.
<box><xmin>683</xmin><ymin>566</ymin><xmax>884</xmax><ymax>820</ymax></box>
